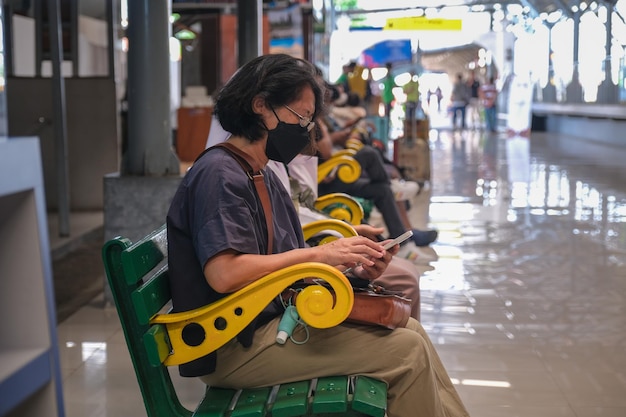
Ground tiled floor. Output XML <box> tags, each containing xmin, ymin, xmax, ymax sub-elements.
<box><xmin>56</xmin><ymin>111</ymin><xmax>626</xmax><ymax>417</ymax></box>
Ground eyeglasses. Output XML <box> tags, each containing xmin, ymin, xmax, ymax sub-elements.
<box><xmin>283</xmin><ymin>105</ymin><xmax>316</xmax><ymax>132</ymax></box>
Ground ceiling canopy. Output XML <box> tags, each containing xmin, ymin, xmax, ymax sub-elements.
<box><xmin>420</xmin><ymin>44</ymin><xmax>485</xmax><ymax>76</ymax></box>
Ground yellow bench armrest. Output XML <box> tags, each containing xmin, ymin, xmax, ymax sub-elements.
<box><xmin>151</xmin><ymin>262</ymin><xmax>353</xmax><ymax>366</ymax></box>
<box><xmin>332</xmin><ymin>148</ymin><xmax>358</xmax><ymax>158</ymax></box>
<box><xmin>302</xmin><ymin>219</ymin><xmax>358</xmax><ymax>243</ymax></box>
<box><xmin>317</xmin><ymin>155</ymin><xmax>361</xmax><ymax>184</ymax></box>
<box><xmin>345</xmin><ymin>138</ymin><xmax>364</xmax><ymax>151</ymax></box>
<box><xmin>314</xmin><ymin>193</ymin><xmax>364</xmax><ymax>225</ymax></box>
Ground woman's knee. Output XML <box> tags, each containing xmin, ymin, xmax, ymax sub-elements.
<box><xmin>386</xmin><ymin>326</ymin><xmax>429</xmax><ymax>364</ymax></box>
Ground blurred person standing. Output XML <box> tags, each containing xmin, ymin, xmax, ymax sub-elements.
<box><xmin>403</xmin><ymin>71</ymin><xmax>420</xmax><ymax>131</ymax></box>
<box><xmin>335</xmin><ymin>63</ymin><xmax>351</xmax><ymax>92</ymax></box>
<box><xmin>479</xmin><ymin>76</ymin><xmax>498</xmax><ymax>132</ymax></box>
<box><xmin>380</xmin><ymin>62</ymin><xmax>396</xmax><ymax>120</ymax></box>
<box><xmin>435</xmin><ymin>86</ymin><xmax>443</xmax><ymax>112</ymax></box>
<box><xmin>449</xmin><ymin>73</ymin><xmax>469</xmax><ymax>130</ymax></box>
<box><xmin>346</xmin><ymin>62</ymin><xmax>370</xmax><ymax>104</ymax></box>
<box><xmin>467</xmin><ymin>72</ymin><xmax>481</xmax><ymax>129</ymax></box>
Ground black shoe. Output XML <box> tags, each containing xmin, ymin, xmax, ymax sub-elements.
<box><xmin>411</xmin><ymin>229</ymin><xmax>438</xmax><ymax>247</ymax></box>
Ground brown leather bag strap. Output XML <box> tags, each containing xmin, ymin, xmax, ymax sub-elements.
<box><xmin>213</xmin><ymin>142</ymin><xmax>261</xmax><ymax>172</ymax></box>
<box><xmin>207</xmin><ymin>143</ymin><xmax>274</xmax><ymax>255</ymax></box>
<box><xmin>251</xmin><ymin>175</ymin><xmax>274</xmax><ymax>255</ymax></box>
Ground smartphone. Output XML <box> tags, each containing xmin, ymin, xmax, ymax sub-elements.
<box><xmin>343</xmin><ymin>231</ymin><xmax>413</xmax><ymax>275</ymax></box>
<box><xmin>382</xmin><ymin>230</ymin><xmax>414</xmax><ymax>250</ymax></box>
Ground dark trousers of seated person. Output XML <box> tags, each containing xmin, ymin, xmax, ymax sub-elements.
<box><xmin>319</xmin><ymin>147</ymin><xmax>406</xmax><ymax>239</ymax></box>
<box><xmin>352</xmin><ymin>145</ymin><xmax>390</xmax><ymax>184</ymax></box>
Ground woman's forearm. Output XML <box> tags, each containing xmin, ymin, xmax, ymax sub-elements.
<box><xmin>203</xmin><ymin>248</ymin><xmax>324</xmax><ymax>293</ymax></box>
<box><xmin>204</xmin><ymin>236</ymin><xmax>388</xmax><ymax>293</ymax></box>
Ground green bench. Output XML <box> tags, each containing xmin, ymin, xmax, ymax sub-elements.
<box><xmin>102</xmin><ymin>224</ymin><xmax>388</xmax><ymax>417</ymax></box>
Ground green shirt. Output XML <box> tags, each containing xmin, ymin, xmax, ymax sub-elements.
<box><xmin>403</xmin><ymin>79</ymin><xmax>419</xmax><ymax>103</ymax></box>
<box><xmin>381</xmin><ymin>75</ymin><xmax>395</xmax><ymax>104</ymax></box>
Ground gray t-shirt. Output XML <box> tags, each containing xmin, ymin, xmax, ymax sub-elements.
<box><xmin>166</xmin><ymin>146</ymin><xmax>304</xmax><ymax>376</ymax></box>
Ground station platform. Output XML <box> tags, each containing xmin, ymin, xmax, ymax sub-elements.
<box><xmin>52</xmin><ymin>118</ymin><xmax>626</xmax><ymax>417</ymax></box>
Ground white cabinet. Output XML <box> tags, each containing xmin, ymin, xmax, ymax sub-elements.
<box><xmin>0</xmin><ymin>138</ymin><xmax>65</xmax><ymax>417</ymax></box>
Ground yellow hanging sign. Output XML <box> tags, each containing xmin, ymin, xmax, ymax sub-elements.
<box><xmin>384</xmin><ymin>17</ymin><xmax>462</xmax><ymax>31</ymax></box>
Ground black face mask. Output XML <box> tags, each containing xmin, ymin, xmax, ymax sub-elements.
<box><xmin>265</xmin><ymin>121</ymin><xmax>311</xmax><ymax>164</ymax></box>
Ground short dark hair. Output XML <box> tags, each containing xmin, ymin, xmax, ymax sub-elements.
<box><xmin>326</xmin><ymin>83</ymin><xmax>341</xmax><ymax>102</ymax></box>
<box><xmin>347</xmin><ymin>92</ymin><xmax>361</xmax><ymax>107</ymax></box>
<box><xmin>214</xmin><ymin>54</ymin><xmax>325</xmax><ymax>142</ymax></box>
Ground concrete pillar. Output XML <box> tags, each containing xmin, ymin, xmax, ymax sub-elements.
<box><xmin>104</xmin><ymin>0</ymin><xmax>180</xmax><ymax>305</ymax></box>
<box><xmin>566</xmin><ymin>8</ymin><xmax>583</xmax><ymax>103</ymax></box>
<box><xmin>124</xmin><ymin>0</ymin><xmax>179</xmax><ymax>176</ymax></box>
<box><xmin>237</xmin><ymin>0</ymin><xmax>262</xmax><ymax>67</ymax></box>
<box><xmin>597</xmin><ymin>4</ymin><xmax>618</xmax><ymax>103</ymax></box>
<box><xmin>542</xmin><ymin>23</ymin><xmax>557</xmax><ymax>102</ymax></box>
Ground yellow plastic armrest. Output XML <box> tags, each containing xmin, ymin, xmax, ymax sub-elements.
<box><xmin>332</xmin><ymin>148</ymin><xmax>358</xmax><ymax>158</ymax></box>
<box><xmin>151</xmin><ymin>262</ymin><xmax>353</xmax><ymax>366</ymax></box>
<box><xmin>317</xmin><ymin>155</ymin><xmax>361</xmax><ymax>184</ymax></box>
<box><xmin>302</xmin><ymin>219</ymin><xmax>359</xmax><ymax>246</ymax></box>
<box><xmin>345</xmin><ymin>138</ymin><xmax>364</xmax><ymax>151</ymax></box>
<box><xmin>314</xmin><ymin>193</ymin><xmax>364</xmax><ymax>225</ymax></box>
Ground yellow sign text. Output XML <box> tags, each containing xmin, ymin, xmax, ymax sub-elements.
<box><xmin>385</xmin><ymin>17</ymin><xmax>462</xmax><ymax>31</ymax></box>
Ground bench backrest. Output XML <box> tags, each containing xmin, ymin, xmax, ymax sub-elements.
<box><xmin>102</xmin><ymin>225</ymin><xmax>192</xmax><ymax>417</ymax></box>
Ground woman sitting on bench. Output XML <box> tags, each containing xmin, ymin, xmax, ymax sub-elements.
<box><xmin>166</xmin><ymin>53</ymin><xmax>470</xmax><ymax>417</ymax></box>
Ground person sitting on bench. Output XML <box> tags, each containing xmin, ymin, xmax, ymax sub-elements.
<box><xmin>167</xmin><ymin>53</ymin><xmax>470</xmax><ymax>417</ymax></box>
<box><xmin>318</xmin><ymin>82</ymin><xmax>438</xmax><ymax>252</ymax></box>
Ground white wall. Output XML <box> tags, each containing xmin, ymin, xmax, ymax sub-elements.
<box><xmin>12</xmin><ymin>14</ymin><xmax>110</xmax><ymax>77</ymax></box>
<box><xmin>12</xmin><ymin>15</ymin><xmax>36</xmax><ymax>77</ymax></box>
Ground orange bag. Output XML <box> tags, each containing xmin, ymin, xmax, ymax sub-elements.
<box><xmin>347</xmin><ymin>287</ymin><xmax>411</xmax><ymax>330</ymax></box>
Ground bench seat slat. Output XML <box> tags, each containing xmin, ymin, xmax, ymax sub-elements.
<box><xmin>193</xmin><ymin>387</ymin><xmax>237</xmax><ymax>417</ymax></box>
<box><xmin>352</xmin><ymin>376</ymin><xmax>387</xmax><ymax>417</ymax></box>
<box><xmin>231</xmin><ymin>387</ymin><xmax>272</xmax><ymax>417</ymax></box>
<box><xmin>271</xmin><ymin>381</ymin><xmax>310</xmax><ymax>417</ymax></box>
<box><xmin>311</xmin><ymin>376</ymin><xmax>349</xmax><ymax>414</ymax></box>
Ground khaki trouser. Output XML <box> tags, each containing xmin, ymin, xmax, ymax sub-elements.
<box><xmin>200</xmin><ymin>317</ymin><xmax>470</xmax><ymax>417</ymax></box>
<box><xmin>373</xmin><ymin>256</ymin><xmax>421</xmax><ymax>321</ymax></box>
